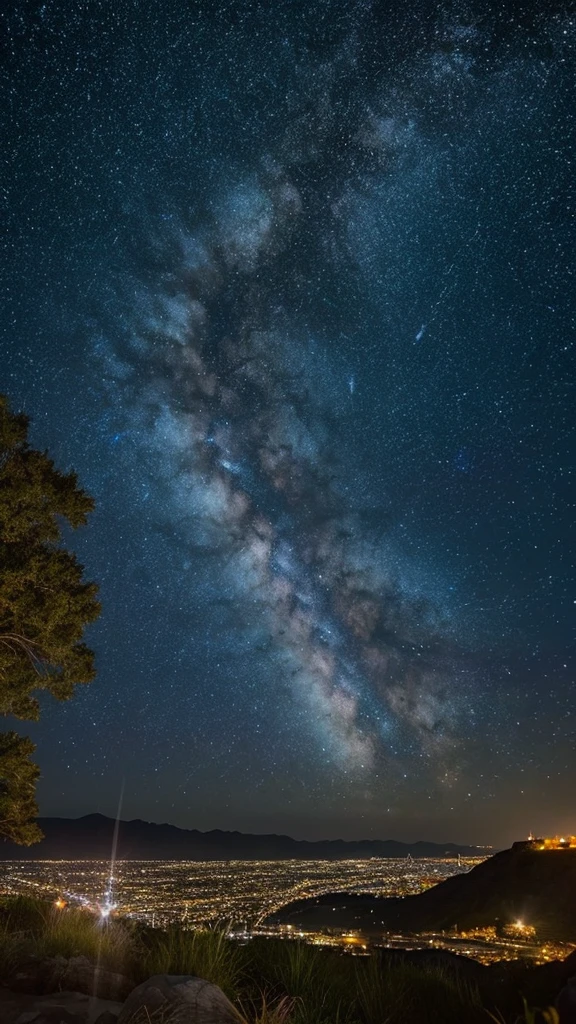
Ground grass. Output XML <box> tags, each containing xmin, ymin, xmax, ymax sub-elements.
<box><xmin>0</xmin><ymin>896</ymin><xmax>559</xmax><ymax>1023</ymax></box>
<box><xmin>0</xmin><ymin>917</ymin><xmax>27</xmax><ymax>977</ymax></box>
<box><xmin>488</xmin><ymin>1000</ymin><xmax>560</xmax><ymax>1024</ymax></box>
<box><xmin>0</xmin><ymin>895</ymin><xmax>133</xmax><ymax>970</ymax></box>
<box><xmin>355</xmin><ymin>954</ymin><xmax>484</xmax><ymax>1024</ymax></box>
<box><xmin>32</xmin><ymin>905</ymin><xmax>133</xmax><ymax>965</ymax></box>
<box><xmin>138</xmin><ymin>924</ymin><xmax>245</xmax><ymax>997</ymax></box>
<box><xmin>241</xmin><ymin>994</ymin><xmax>301</xmax><ymax>1024</ymax></box>
<box><xmin>242</xmin><ymin>939</ymin><xmax>354</xmax><ymax>1024</ymax></box>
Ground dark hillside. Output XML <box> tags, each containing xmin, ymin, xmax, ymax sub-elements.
<box><xmin>271</xmin><ymin>843</ymin><xmax>576</xmax><ymax>940</ymax></box>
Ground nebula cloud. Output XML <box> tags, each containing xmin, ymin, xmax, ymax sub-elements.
<box><xmin>95</xmin><ymin>27</ymin><xmax>503</xmax><ymax>785</ymax></box>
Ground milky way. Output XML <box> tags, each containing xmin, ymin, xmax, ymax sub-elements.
<box><xmin>100</xmin><ymin>185</ymin><xmax>468</xmax><ymax>774</ymax></box>
<box><xmin>2</xmin><ymin>0</ymin><xmax>575</xmax><ymax>842</ymax></box>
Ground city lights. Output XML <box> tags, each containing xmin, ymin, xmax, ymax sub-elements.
<box><xmin>2</xmin><ymin>857</ymin><xmax>573</xmax><ymax>967</ymax></box>
<box><xmin>0</xmin><ymin>856</ymin><xmax>479</xmax><ymax>931</ymax></box>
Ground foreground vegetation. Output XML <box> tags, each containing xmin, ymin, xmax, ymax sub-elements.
<box><xmin>0</xmin><ymin>896</ymin><xmax>561</xmax><ymax>1023</ymax></box>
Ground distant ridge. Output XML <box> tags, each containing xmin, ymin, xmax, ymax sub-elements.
<box><xmin>0</xmin><ymin>814</ymin><xmax>486</xmax><ymax>861</ymax></box>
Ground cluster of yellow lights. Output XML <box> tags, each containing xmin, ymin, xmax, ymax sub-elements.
<box><xmin>532</xmin><ymin>835</ymin><xmax>576</xmax><ymax>850</ymax></box>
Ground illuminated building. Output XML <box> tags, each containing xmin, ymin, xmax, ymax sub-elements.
<box><xmin>527</xmin><ymin>835</ymin><xmax>576</xmax><ymax>850</ymax></box>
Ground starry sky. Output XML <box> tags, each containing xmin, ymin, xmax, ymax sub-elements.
<box><xmin>2</xmin><ymin>0</ymin><xmax>575</xmax><ymax>847</ymax></box>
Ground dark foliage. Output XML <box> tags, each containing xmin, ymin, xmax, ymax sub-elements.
<box><xmin>0</xmin><ymin>395</ymin><xmax>100</xmax><ymax>843</ymax></box>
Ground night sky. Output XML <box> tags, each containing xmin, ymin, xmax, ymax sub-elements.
<box><xmin>2</xmin><ymin>0</ymin><xmax>575</xmax><ymax>847</ymax></box>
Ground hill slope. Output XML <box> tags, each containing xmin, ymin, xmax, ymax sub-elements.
<box><xmin>271</xmin><ymin>843</ymin><xmax>576</xmax><ymax>940</ymax></box>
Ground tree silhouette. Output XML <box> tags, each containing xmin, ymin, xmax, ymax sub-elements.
<box><xmin>0</xmin><ymin>395</ymin><xmax>100</xmax><ymax>843</ymax></box>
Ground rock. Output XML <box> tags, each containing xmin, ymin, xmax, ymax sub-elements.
<box><xmin>0</xmin><ymin>986</ymin><xmax>122</xmax><ymax>1024</ymax></box>
<box><xmin>10</xmin><ymin>957</ymin><xmax>134</xmax><ymax>1001</ymax></box>
<box><xmin>61</xmin><ymin>957</ymin><xmax>134</xmax><ymax>1001</ymax></box>
<box><xmin>10</xmin><ymin>956</ymin><xmax>68</xmax><ymax>994</ymax></box>
<box><xmin>93</xmin><ymin>1013</ymin><xmax>119</xmax><ymax>1024</ymax></box>
<box><xmin>117</xmin><ymin>975</ymin><xmax>242</xmax><ymax>1024</ymax></box>
<box><xmin>15</xmin><ymin>1006</ymin><xmax>82</xmax><ymax>1024</ymax></box>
